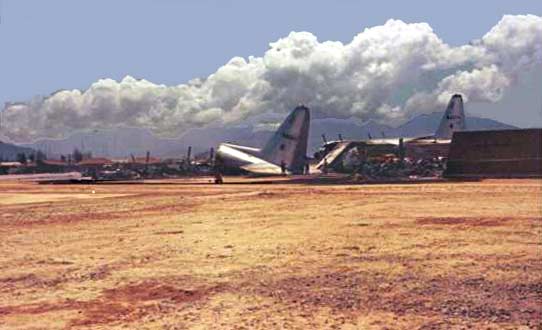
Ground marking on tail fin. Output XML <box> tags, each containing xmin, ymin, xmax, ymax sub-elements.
<box><xmin>282</xmin><ymin>133</ymin><xmax>296</xmax><ymax>140</ymax></box>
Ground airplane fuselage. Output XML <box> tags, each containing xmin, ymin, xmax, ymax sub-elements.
<box><xmin>215</xmin><ymin>106</ymin><xmax>311</xmax><ymax>176</ymax></box>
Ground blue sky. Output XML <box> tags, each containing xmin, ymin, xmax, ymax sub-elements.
<box><xmin>1</xmin><ymin>0</ymin><xmax>541</xmax><ymax>127</ymax></box>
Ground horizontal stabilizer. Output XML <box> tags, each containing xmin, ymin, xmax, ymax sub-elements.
<box><xmin>240</xmin><ymin>162</ymin><xmax>283</xmax><ymax>175</ymax></box>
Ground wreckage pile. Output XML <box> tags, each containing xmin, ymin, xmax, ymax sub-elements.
<box><xmin>351</xmin><ymin>157</ymin><xmax>447</xmax><ymax>181</ymax></box>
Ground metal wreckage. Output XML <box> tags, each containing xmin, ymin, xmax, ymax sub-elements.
<box><xmin>311</xmin><ymin>95</ymin><xmax>466</xmax><ymax>180</ymax></box>
<box><xmin>215</xmin><ymin>94</ymin><xmax>466</xmax><ymax>180</ymax></box>
<box><xmin>4</xmin><ymin>94</ymin><xmax>539</xmax><ymax>183</ymax></box>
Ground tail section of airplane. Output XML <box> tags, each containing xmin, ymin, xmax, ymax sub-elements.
<box><xmin>435</xmin><ymin>94</ymin><xmax>466</xmax><ymax>139</ymax></box>
<box><xmin>261</xmin><ymin>105</ymin><xmax>310</xmax><ymax>174</ymax></box>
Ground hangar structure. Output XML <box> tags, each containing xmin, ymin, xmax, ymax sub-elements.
<box><xmin>444</xmin><ymin>128</ymin><xmax>542</xmax><ymax>178</ymax></box>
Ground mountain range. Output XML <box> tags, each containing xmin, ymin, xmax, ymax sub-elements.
<box><xmin>0</xmin><ymin>112</ymin><xmax>516</xmax><ymax>160</ymax></box>
<box><xmin>0</xmin><ymin>141</ymin><xmax>34</xmax><ymax>161</ymax></box>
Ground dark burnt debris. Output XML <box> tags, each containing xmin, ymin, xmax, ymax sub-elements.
<box><xmin>353</xmin><ymin>157</ymin><xmax>447</xmax><ymax>180</ymax></box>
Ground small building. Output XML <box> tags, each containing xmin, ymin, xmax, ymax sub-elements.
<box><xmin>131</xmin><ymin>156</ymin><xmax>161</xmax><ymax>165</ymax></box>
<box><xmin>77</xmin><ymin>158</ymin><xmax>114</xmax><ymax>178</ymax></box>
<box><xmin>0</xmin><ymin>162</ymin><xmax>23</xmax><ymax>174</ymax></box>
<box><xmin>36</xmin><ymin>159</ymin><xmax>70</xmax><ymax>173</ymax></box>
<box><xmin>77</xmin><ymin>158</ymin><xmax>114</xmax><ymax>167</ymax></box>
<box><xmin>0</xmin><ymin>161</ymin><xmax>22</xmax><ymax>167</ymax></box>
<box><xmin>126</xmin><ymin>156</ymin><xmax>164</xmax><ymax>175</ymax></box>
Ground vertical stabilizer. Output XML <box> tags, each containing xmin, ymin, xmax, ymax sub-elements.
<box><xmin>261</xmin><ymin>105</ymin><xmax>310</xmax><ymax>174</ymax></box>
<box><xmin>435</xmin><ymin>94</ymin><xmax>466</xmax><ymax>139</ymax></box>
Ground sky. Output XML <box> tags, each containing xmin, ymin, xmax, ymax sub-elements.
<box><xmin>0</xmin><ymin>0</ymin><xmax>541</xmax><ymax>136</ymax></box>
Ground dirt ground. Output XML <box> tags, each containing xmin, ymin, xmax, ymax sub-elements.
<box><xmin>0</xmin><ymin>178</ymin><xmax>540</xmax><ymax>330</ymax></box>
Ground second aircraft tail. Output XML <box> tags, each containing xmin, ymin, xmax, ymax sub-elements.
<box><xmin>435</xmin><ymin>94</ymin><xmax>466</xmax><ymax>139</ymax></box>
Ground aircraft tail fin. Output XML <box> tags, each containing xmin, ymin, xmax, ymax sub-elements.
<box><xmin>435</xmin><ymin>94</ymin><xmax>466</xmax><ymax>139</ymax></box>
<box><xmin>261</xmin><ymin>105</ymin><xmax>310</xmax><ymax>174</ymax></box>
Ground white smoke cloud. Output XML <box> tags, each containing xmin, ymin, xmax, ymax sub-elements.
<box><xmin>2</xmin><ymin>14</ymin><xmax>541</xmax><ymax>142</ymax></box>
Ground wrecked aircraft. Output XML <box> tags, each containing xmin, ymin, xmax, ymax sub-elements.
<box><xmin>216</xmin><ymin>106</ymin><xmax>310</xmax><ymax>175</ymax></box>
<box><xmin>316</xmin><ymin>94</ymin><xmax>466</xmax><ymax>170</ymax></box>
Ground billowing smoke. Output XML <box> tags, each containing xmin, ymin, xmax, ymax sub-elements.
<box><xmin>2</xmin><ymin>14</ymin><xmax>541</xmax><ymax>142</ymax></box>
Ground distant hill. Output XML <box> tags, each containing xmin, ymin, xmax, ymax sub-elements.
<box><xmin>308</xmin><ymin>112</ymin><xmax>517</xmax><ymax>153</ymax></box>
<box><xmin>16</xmin><ymin>112</ymin><xmax>516</xmax><ymax>158</ymax></box>
<box><xmin>393</xmin><ymin>112</ymin><xmax>517</xmax><ymax>137</ymax></box>
<box><xmin>0</xmin><ymin>141</ymin><xmax>34</xmax><ymax>161</ymax></box>
<box><xmin>21</xmin><ymin>128</ymin><xmax>181</xmax><ymax>159</ymax></box>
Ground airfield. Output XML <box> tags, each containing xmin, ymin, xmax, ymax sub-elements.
<box><xmin>0</xmin><ymin>178</ymin><xmax>540</xmax><ymax>329</ymax></box>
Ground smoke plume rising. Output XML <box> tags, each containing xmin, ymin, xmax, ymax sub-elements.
<box><xmin>2</xmin><ymin>14</ymin><xmax>541</xmax><ymax>142</ymax></box>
